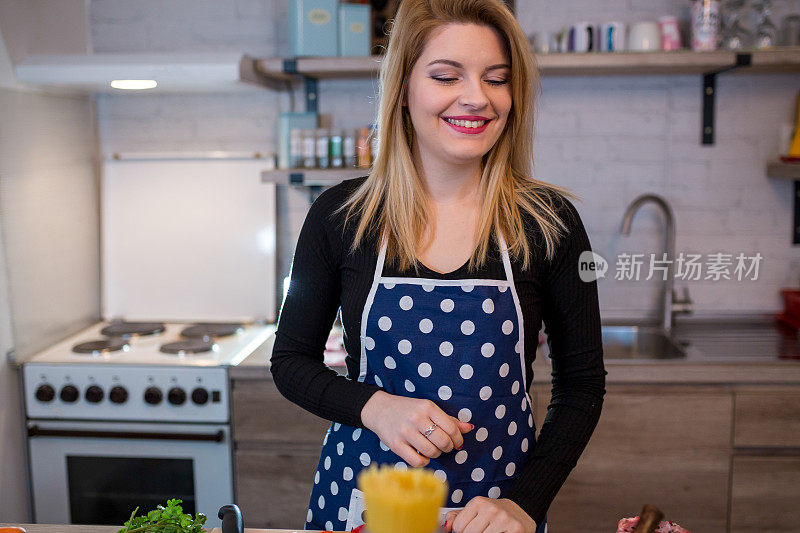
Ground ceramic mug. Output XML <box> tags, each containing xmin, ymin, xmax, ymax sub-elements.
<box><xmin>600</xmin><ymin>21</ymin><xmax>627</xmax><ymax>51</ymax></box>
<box><xmin>570</xmin><ymin>22</ymin><xmax>596</xmax><ymax>52</ymax></box>
<box><xmin>530</xmin><ymin>31</ymin><xmax>557</xmax><ymax>53</ymax></box>
<box><xmin>659</xmin><ymin>15</ymin><xmax>682</xmax><ymax>50</ymax></box>
<box><xmin>628</xmin><ymin>21</ymin><xmax>661</xmax><ymax>51</ymax></box>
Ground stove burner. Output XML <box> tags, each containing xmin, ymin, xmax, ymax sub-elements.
<box><xmin>160</xmin><ymin>339</ymin><xmax>215</xmax><ymax>355</ymax></box>
<box><xmin>72</xmin><ymin>339</ymin><xmax>129</xmax><ymax>355</ymax></box>
<box><xmin>100</xmin><ymin>321</ymin><xmax>166</xmax><ymax>338</ymax></box>
<box><xmin>181</xmin><ymin>323</ymin><xmax>243</xmax><ymax>339</ymax></box>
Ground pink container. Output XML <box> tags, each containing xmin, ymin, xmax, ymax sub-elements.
<box><xmin>659</xmin><ymin>16</ymin><xmax>682</xmax><ymax>50</ymax></box>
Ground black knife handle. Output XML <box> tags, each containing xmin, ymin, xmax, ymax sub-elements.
<box><xmin>218</xmin><ymin>504</ymin><xmax>243</xmax><ymax>533</ymax></box>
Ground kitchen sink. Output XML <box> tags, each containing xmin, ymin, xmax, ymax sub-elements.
<box><xmin>601</xmin><ymin>325</ymin><xmax>686</xmax><ymax>360</ymax></box>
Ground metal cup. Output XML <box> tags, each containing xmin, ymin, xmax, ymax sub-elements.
<box><xmin>781</xmin><ymin>14</ymin><xmax>800</xmax><ymax>46</ymax></box>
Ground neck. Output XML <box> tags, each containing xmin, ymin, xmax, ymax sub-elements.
<box><xmin>412</xmin><ymin>143</ymin><xmax>483</xmax><ymax>205</ymax></box>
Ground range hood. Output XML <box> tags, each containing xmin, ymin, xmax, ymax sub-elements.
<box><xmin>14</xmin><ymin>53</ymin><xmax>270</xmax><ymax>93</ymax></box>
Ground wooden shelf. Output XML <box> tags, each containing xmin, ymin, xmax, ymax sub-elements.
<box><xmin>260</xmin><ymin>168</ymin><xmax>366</xmax><ymax>187</ymax></box>
<box><xmin>767</xmin><ymin>161</ymin><xmax>800</xmax><ymax>179</ymax></box>
<box><xmin>252</xmin><ymin>47</ymin><xmax>800</xmax><ymax>80</ymax></box>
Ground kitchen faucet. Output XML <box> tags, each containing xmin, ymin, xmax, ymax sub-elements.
<box><xmin>620</xmin><ymin>194</ymin><xmax>692</xmax><ymax>334</ymax></box>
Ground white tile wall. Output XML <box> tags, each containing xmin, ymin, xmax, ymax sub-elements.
<box><xmin>91</xmin><ymin>0</ymin><xmax>800</xmax><ymax>319</ymax></box>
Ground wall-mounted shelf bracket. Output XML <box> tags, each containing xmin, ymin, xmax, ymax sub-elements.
<box><xmin>283</xmin><ymin>58</ymin><xmax>318</xmax><ymax>114</ymax></box>
<box><xmin>287</xmin><ymin>173</ymin><xmax>324</xmax><ymax>203</ymax></box>
<box><xmin>766</xmin><ymin>161</ymin><xmax>800</xmax><ymax>244</ymax></box>
<box><xmin>794</xmin><ymin>180</ymin><xmax>800</xmax><ymax>245</ymax></box>
<box><xmin>702</xmin><ymin>53</ymin><xmax>751</xmax><ymax>145</ymax></box>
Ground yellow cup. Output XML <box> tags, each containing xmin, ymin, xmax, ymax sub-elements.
<box><xmin>357</xmin><ymin>465</ymin><xmax>447</xmax><ymax>533</ymax></box>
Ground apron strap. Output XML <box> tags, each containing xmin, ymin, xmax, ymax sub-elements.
<box><xmin>374</xmin><ymin>234</ymin><xmax>388</xmax><ymax>283</ymax></box>
<box><xmin>497</xmin><ymin>232</ymin><xmax>516</xmax><ymax>287</ymax></box>
<box><xmin>497</xmin><ymin>231</ymin><xmax>527</xmax><ymax>393</ymax></box>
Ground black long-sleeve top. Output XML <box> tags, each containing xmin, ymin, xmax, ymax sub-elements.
<box><xmin>270</xmin><ymin>176</ymin><xmax>606</xmax><ymax>526</ymax></box>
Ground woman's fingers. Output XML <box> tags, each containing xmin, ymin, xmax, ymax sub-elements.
<box><xmin>450</xmin><ymin>497</ymin><xmax>534</xmax><ymax>533</ymax></box>
<box><xmin>456</xmin><ymin>419</ymin><xmax>474</xmax><ymax>434</ymax></box>
<box><xmin>408</xmin><ymin>429</ymin><xmax>442</xmax><ymax>459</ymax></box>
<box><xmin>361</xmin><ymin>392</ymin><xmax>479</xmax><ymax>464</ymax></box>
<box><xmin>425</xmin><ymin>426</ymin><xmax>455</xmax><ymax>453</ymax></box>
<box><xmin>428</xmin><ymin>413</ymin><xmax>461</xmax><ymax>451</ymax></box>
<box><xmin>443</xmin><ymin>510</ymin><xmax>460</xmax><ymax>532</ymax></box>
<box><xmin>394</xmin><ymin>441</ymin><xmax>430</xmax><ymax>467</ymax></box>
<box><xmin>450</xmin><ymin>502</ymin><xmax>481</xmax><ymax>533</ymax></box>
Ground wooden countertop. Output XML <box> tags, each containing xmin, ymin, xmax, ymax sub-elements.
<box><xmin>1</xmin><ymin>526</ymin><xmax>320</xmax><ymax>533</ymax></box>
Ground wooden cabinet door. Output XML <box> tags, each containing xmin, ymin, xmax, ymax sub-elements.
<box><xmin>730</xmin><ymin>456</ymin><xmax>800</xmax><ymax>533</ymax></box>
<box><xmin>734</xmin><ymin>392</ymin><xmax>800</xmax><ymax>448</ymax></box>
<box><xmin>531</xmin><ymin>385</ymin><xmax>732</xmax><ymax>533</ymax></box>
<box><xmin>235</xmin><ymin>446</ymin><xmax>322</xmax><ymax>529</ymax></box>
<box><xmin>232</xmin><ymin>378</ymin><xmax>331</xmax><ymax>444</ymax></box>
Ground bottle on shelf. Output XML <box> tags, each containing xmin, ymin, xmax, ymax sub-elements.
<box><xmin>330</xmin><ymin>129</ymin><xmax>344</xmax><ymax>168</ymax></box>
<box><xmin>369</xmin><ymin>124</ymin><xmax>379</xmax><ymax>165</ymax></box>
<box><xmin>302</xmin><ymin>129</ymin><xmax>316</xmax><ymax>169</ymax></box>
<box><xmin>751</xmin><ymin>0</ymin><xmax>778</xmax><ymax>49</ymax></box>
<box><xmin>316</xmin><ymin>128</ymin><xmax>330</xmax><ymax>168</ymax></box>
<box><xmin>691</xmin><ymin>0</ymin><xmax>721</xmax><ymax>51</ymax></box>
<box><xmin>289</xmin><ymin>128</ymin><xmax>303</xmax><ymax>169</ymax></box>
<box><xmin>357</xmin><ymin>126</ymin><xmax>372</xmax><ymax>169</ymax></box>
<box><xmin>343</xmin><ymin>129</ymin><xmax>357</xmax><ymax>168</ymax></box>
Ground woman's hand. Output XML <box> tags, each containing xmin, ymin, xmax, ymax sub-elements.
<box><xmin>360</xmin><ymin>391</ymin><xmax>473</xmax><ymax>467</ymax></box>
<box><xmin>443</xmin><ymin>497</ymin><xmax>537</xmax><ymax>533</ymax></box>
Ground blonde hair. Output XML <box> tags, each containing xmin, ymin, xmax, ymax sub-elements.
<box><xmin>341</xmin><ymin>0</ymin><xmax>577</xmax><ymax>271</ymax></box>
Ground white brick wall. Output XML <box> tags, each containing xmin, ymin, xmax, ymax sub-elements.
<box><xmin>91</xmin><ymin>0</ymin><xmax>800</xmax><ymax>319</ymax></box>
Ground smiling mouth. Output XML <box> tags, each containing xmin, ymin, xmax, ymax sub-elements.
<box><xmin>442</xmin><ymin>117</ymin><xmax>491</xmax><ymax>128</ymax></box>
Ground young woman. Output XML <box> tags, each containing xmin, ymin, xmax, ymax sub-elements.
<box><xmin>270</xmin><ymin>1</ymin><xmax>606</xmax><ymax>532</ymax></box>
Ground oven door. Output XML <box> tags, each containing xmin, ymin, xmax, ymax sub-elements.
<box><xmin>27</xmin><ymin>420</ymin><xmax>233</xmax><ymax>528</ymax></box>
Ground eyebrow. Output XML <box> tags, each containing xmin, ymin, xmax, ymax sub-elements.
<box><xmin>426</xmin><ymin>59</ymin><xmax>510</xmax><ymax>72</ymax></box>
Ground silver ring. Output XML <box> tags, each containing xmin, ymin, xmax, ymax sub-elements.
<box><xmin>423</xmin><ymin>422</ymin><xmax>437</xmax><ymax>437</ymax></box>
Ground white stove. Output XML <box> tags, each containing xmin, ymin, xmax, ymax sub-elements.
<box><xmin>24</xmin><ymin>320</ymin><xmax>274</xmax><ymax>367</ymax></box>
<box><xmin>21</xmin><ymin>159</ymin><xmax>279</xmax><ymax>527</ymax></box>
<box><xmin>22</xmin><ymin>320</ymin><xmax>275</xmax><ymax>423</ymax></box>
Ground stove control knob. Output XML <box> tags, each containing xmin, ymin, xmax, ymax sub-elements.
<box><xmin>168</xmin><ymin>387</ymin><xmax>187</xmax><ymax>405</ymax></box>
<box><xmin>85</xmin><ymin>385</ymin><xmax>104</xmax><ymax>403</ymax></box>
<box><xmin>35</xmin><ymin>384</ymin><xmax>55</xmax><ymax>403</ymax></box>
<box><xmin>144</xmin><ymin>386</ymin><xmax>163</xmax><ymax>405</ymax></box>
<box><xmin>191</xmin><ymin>387</ymin><xmax>209</xmax><ymax>405</ymax></box>
<box><xmin>60</xmin><ymin>385</ymin><xmax>79</xmax><ymax>403</ymax></box>
<box><xmin>109</xmin><ymin>386</ymin><xmax>128</xmax><ymax>404</ymax></box>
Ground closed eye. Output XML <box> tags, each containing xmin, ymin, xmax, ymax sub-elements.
<box><xmin>431</xmin><ymin>77</ymin><xmax>509</xmax><ymax>86</ymax></box>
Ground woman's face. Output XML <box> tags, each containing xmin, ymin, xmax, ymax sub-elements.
<box><xmin>405</xmin><ymin>23</ymin><xmax>512</xmax><ymax>169</ymax></box>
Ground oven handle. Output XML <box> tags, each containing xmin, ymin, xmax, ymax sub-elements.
<box><xmin>27</xmin><ymin>425</ymin><xmax>226</xmax><ymax>442</ymax></box>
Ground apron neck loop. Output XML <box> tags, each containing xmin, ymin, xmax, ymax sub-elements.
<box><xmin>375</xmin><ymin>231</ymin><xmax>514</xmax><ymax>283</ymax></box>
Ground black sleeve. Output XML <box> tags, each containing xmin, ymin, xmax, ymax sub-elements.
<box><xmin>505</xmin><ymin>198</ymin><xmax>607</xmax><ymax>526</ymax></box>
<box><xmin>269</xmin><ymin>186</ymin><xmax>382</xmax><ymax>429</ymax></box>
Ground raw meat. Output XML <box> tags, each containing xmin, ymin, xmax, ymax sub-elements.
<box><xmin>617</xmin><ymin>516</ymin><xmax>690</xmax><ymax>532</ymax></box>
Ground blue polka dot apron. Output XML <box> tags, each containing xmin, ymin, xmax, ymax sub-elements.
<box><xmin>305</xmin><ymin>235</ymin><xmax>547</xmax><ymax>533</ymax></box>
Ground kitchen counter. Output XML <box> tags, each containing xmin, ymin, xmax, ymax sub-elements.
<box><xmin>230</xmin><ymin>315</ymin><xmax>800</xmax><ymax>384</ymax></box>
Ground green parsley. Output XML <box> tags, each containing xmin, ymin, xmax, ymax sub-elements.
<box><xmin>118</xmin><ymin>498</ymin><xmax>207</xmax><ymax>533</ymax></box>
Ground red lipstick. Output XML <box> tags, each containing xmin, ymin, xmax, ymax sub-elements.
<box><xmin>441</xmin><ymin>117</ymin><xmax>491</xmax><ymax>134</ymax></box>
<box><xmin>442</xmin><ymin>115</ymin><xmax>490</xmax><ymax>120</ymax></box>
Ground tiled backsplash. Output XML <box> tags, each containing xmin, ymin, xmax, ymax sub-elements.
<box><xmin>92</xmin><ymin>0</ymin><xmax>800</xmax><ymax>318</ymax></box>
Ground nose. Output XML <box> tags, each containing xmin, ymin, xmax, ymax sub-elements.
<box><xmin>457</xmin><ymin>76</ymin><xmax>490</xmax><ymax>112</ymax></box>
